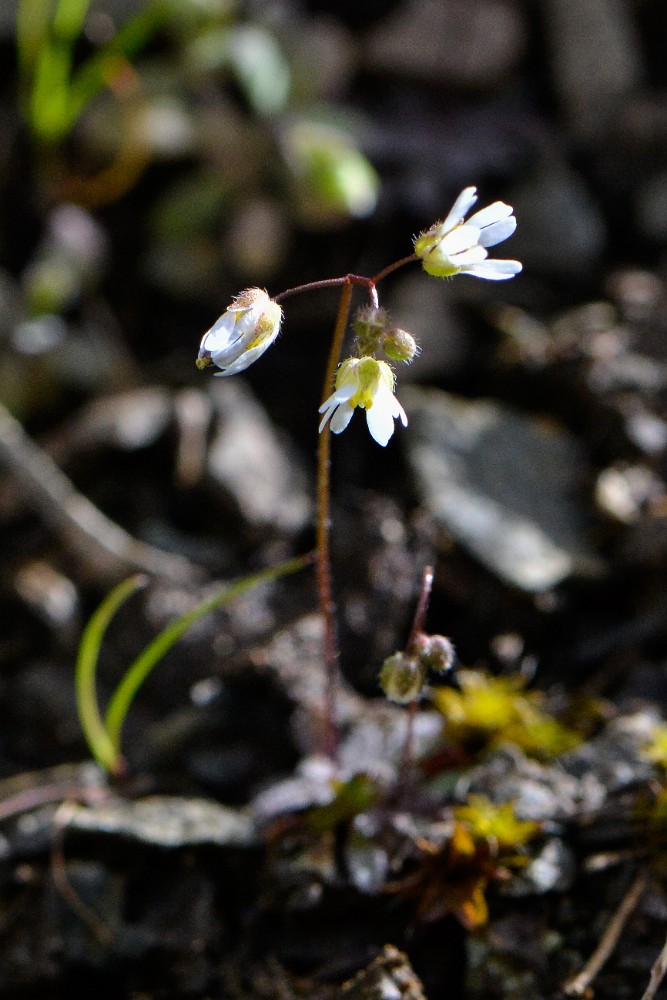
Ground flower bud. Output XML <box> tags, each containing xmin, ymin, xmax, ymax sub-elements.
<box><xmin>381</xmin><ymin>328</ymin><xmax>419</xmax><ymax>364</ymax></box>
<box><xmin>379</xmin><ymin>652</ymin><xmax>425</xmax><ymax>704</ymax></box>
<box><xmin>197</xmin><ymin>288</ymin><xmax>282</xmax><ymax>377</ymax></box>
<box><xmin>353</xmin><ymin>306</ymin><xmax>389</xmax><ymax>357</ymax></box>
<box><xmin>416</xmin><ymin>634</ymin><xmax>456</xmax><ymax>675</ymax></box>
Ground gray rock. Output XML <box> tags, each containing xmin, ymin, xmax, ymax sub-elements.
<box><xmin>66</xmin><ymin>795</ymin><xmax>256</xmax><ymax>848</ymax></box>
<box><xmin>462</xmin><ymin>745</ymin><xmax>606</xmax><ymax>822</ymax></box>
<box><xmin>366</xmin><ymin>0</ymin><xmax>526</xmax><ymax>90</ymax></box>
<box><xmin>340</xmin><ymin>945</ymin><xmax>427</xmax><ymax>1000</ymax></box>
<box><xmin>207</xmin><ymin>379</ymin><xmax>311</xmax><ymax>535</ymax></box>
<box><xmin>510</xmin><ymin>167</ymin><xmax>606</xmax><ymax>276</ymax></box>
<box><xmin>502</xmin><ymin>837</ymin><xmax>576</xmax><ymax>895</ymax></box>
<box><xmin>541</xmin><ymin>0</ymin><xmax>643</xmax><ymax>141</ymax></box>
<box><xmin>403</xmin><ymin>387</ymin><xmax>600</xmax><ymax>592</ymax></box>
<box><xmin>561</xmin><ymin>710</ymin><xmax>660</xmax><ymax>793</ymax></box>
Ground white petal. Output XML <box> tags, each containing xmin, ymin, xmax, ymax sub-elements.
<box><xmin>319</xmin><ymin>393</ymin><xmax>338</xmax><ymax>416</ymax></box>
<box><xmin>330</xmin><ymin>403</ymin><xmax>354</xmax><ymax>434</ymax></box>
<box><xmin>392</xmin><ymin>397</ymin><xmax>408</xmax><ymax>427</ymax></box>
<box><xmin>200</xmin><ymin>313</ymin><xmax>238</xmax><ymax>355</ymax></box>
<box><xmin>214</xmin><ymin>340</ymin><xmax>271</xmax><ymax>375</ymax></box>
<box><xmin>477</xmin><ymin>216</ymin><xmax>516</xmax><ymax>248</ymax></box>
<box><xmin>318</xmin><ymin>401</ymin><xmax>337</xmax><ymax>433</ymax></box>
<box><xmin>450</xmin><ymin>245</ymin><xmax>488</xmax><ymax>267</ymax></box>
<box><xmin>366</xmin><ymin>399</ymin><xmax>395</xmax><ymax>446</ymax></box>
<box><xmin>330</xmin><ymin>384</ymin><xmax>357</xmax><ymax>404</ymax></box>
<box><xmin>467</xmin><ymin>201</ymin><xmax>513</xmax><ymax>229</ymax></box>
<box><xmin>463</xmin><ymin>259</ymin><xmax>523</xmax><ymax>280</ymax></box>
<box><xmin>440</xmin><ymin>224</ymin><xmax>481</xmax><ymax>256</ymax></box>
<box><xmin>441</xmin><ymin>187</ymin><xmax>478</xmax><ymax>233</ymax></box>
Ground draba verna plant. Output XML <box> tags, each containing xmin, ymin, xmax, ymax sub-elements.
<box><xmin>196</xmin><ymin>187</ymin><xmax>521</xmax><ymax>757</ymax></box>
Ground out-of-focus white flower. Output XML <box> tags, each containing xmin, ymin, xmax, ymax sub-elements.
<box><xmin>318</xmin><ymin>357</ymin><xmax>408</xmax><ymax>447</ymax></box>
<box><xmin>414</xmin><ymin>187</ymin><xmax>522</xmax><ymax>281</ymax></box>
<box><xmin>196</xmin><ymin>288</ymin><xmax>282</xmax><ymax>376</ymax></box>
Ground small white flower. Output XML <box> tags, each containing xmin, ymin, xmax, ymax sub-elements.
<box><xmin>196</xmin><ymin>288</ymin><xmax>282</xmax><ymax>376</ymax></box>
<box><xmin>318</xmin><ymin>357</ymin><xmax>408</xmax><ymax>447</ymax></box>
<box><xmin>414</xmin><ymin>186</ymin><xmax>522</xmax><ymax>281</ymax></box>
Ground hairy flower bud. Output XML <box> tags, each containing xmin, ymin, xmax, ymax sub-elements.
<box><xmin>381</xmin><ymin>328</ymin><xmax>418</xmax><ymax>364</ymax></box>
<box><xmin>197</xmin><ymin>288</ymin><xmax>282</xmax><ymax>377</ymax></box>
<box><xmin>416</xmin><ymin>634</ymin><xmax>456</xmax><ymax>675</ymax></box>
<box><xmin>379</xmin><ymin>652</ymin><xmax>425</xmax><ymax>704</ymax></box>
<box><xmin>353</xmin><ymin>306</ymin><xmax>389</xmax><ymax>357</ymax></box>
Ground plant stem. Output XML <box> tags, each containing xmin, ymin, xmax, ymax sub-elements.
<box><xmin>273</xmin><ymin>274</ymin><xmax>376</xmax><ymax>306</ymax></box>
<box><xmin>316</xmin><ymin>281</ymin><xmax>353</xmax><ymax>759</ymax></box>
<box><xmin>372</xmin><ymin>254</ymin><xmax>418</xmax><ymax>285</ymax></box>
<box><xmin>406</xmin><ymin>564</ymin><xmax>434</xmax><ymax>656</ymax></box>
<box><xmin>396</xmin><ymin>564</ymin><xmax>435</xmax><ymax>797</ymax></box>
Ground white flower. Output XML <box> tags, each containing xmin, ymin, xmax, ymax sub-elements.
<box><xmin>414</xmin><ymin>186</ymin><xmax>522</xmax><ymax>281</ymax></box>
<box><xmin>196</xmin><ymin>288</ymin><xmax>282</xmax><ymax>376</ymax></box>
<box><xmin>318</xmin><ymin>357</ymin><xmax>408</xmax><ymax>447</ymax></box>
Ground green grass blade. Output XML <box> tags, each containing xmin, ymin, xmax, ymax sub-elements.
<box><xmin>67</xmin><ymin>3</ymin><xmax>169</xmax><ymax>124</ymax></box>
<box><xmin>16</xmin><ymin>0</ymin><xmax>54</xmax><ymax>82</ymax></box>
<box><xmin>104</xmin><ymin>554</ymin><xmax>312</xmax><ymax>754</ymax></box>
<box><xmin>52</xmin><ymin>0</ymin><xmax>92</xmax><ymax>44</ymax></box>
<box><xmin>75</xmin><ymin>574</ymin><xmax>147</xmax><ymax>773</ymax></box>
<box><xmin>29</xmin><ymin>42</ymin><xmax>74</xmax><ymax>140</ymax></box>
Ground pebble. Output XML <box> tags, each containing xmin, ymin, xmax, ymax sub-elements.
<box><xmin>403</xmin><ymin>387</ymin><xmax>600</xmax><ymax>592</ymax></box>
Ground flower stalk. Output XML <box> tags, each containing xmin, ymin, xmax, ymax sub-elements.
<box><xmin>317</xmin><ymin>281</ymin><xmax>353</xmax><ymax>758</ymax></box>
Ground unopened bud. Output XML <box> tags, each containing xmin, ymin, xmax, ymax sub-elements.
<box><xmin>416</xmin><ymin>634</ymin><xmax>456</xmax><ymax>675</ymax></box>
<box><xmin>382</xmin><ymin>328</ymin><xmax>418</xmax><ymax>364</ymax></box>
<box><xmin>379</xmin><ymin>652</ymin><xmax>425</xmax><ymax>704</ymax></box>
<box><xmin>353</xmin><ymin>306</ymin><xmax>389</xmax><ymax>356</ymax></box>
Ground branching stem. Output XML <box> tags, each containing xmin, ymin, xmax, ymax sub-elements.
<box><xmin>274</xmin><ymin>254</ymin><xmax>419</xmax><ymax>758</ymax></box>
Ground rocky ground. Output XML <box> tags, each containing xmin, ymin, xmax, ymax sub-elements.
<box><xmin>2</xmin><ymin>0</ymin><xmax>667</xmax><ymax>997</ymax></box>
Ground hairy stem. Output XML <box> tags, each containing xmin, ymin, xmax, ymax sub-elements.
<box><xmin>273</xmin><ymin>274</ymin><xmax>375</xmax><ymax>306</ymax></box>
<box><xmin>396</xmin><ymin>564</ymin><xmax>435</xmax><ymax>798</ymax></box>
<box><xmin>317</xmin><ymin>281</ymin><xmax>353</xmax><ymax>759</ymax></box>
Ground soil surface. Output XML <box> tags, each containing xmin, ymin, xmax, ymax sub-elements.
<box><xmin>2</xmin><ymin>1</ymin><xmax>667</xmax><ymax>997</ymax></box>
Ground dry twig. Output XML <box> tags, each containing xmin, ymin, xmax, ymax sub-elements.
<box><xmin>640</xmin><ymin>928</ymin><xmax>667</xmax><ymax>1000</ymax></box>
<box><xmin>0</xmin><ymin>401</ymin><xmax>198</xmax><ymax>583</ymax></box>
<box><xmin>563</xmin><ymin>868</ymin><xmax>647</xmax><ymax>996</ymax></box>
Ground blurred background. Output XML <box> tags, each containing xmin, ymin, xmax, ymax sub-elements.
<box><xmin>1</xmin><ymin>0</ymin><xmax>667</xmax><ymax>758</ymax></box>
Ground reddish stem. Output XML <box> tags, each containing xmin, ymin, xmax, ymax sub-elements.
<box><xmin>396</xmin><ymin>564</ymin><xmax>435</xmax><ymax>794</ymax></box>
<box><xmin>316</xmin><ymin>282</ymin><xmax>354</xmax><ymax>758</ymax></box>
<box><xmin>273</xmin><ymin>274</ymin><xmax>377</xmax><ymax>306</ymax></box>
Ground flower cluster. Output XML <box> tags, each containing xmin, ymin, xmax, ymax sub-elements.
<box><xmin>196</xmin><ymin>187</ymin><xmax>521</xmax><ymax>444</ymax></box>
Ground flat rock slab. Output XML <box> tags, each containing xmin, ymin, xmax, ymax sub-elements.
<box><xmin>67</xmin><ymin>795</ymin><xmax>256</xmax><ymax>848</ymax></box>
<box><xmin>403</xmin><ymin>388</ymin><xmax>600</xmax><ymax>592</ymax></box>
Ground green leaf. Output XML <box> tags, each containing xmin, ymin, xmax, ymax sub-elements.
<box><xmin>103</xmin><ymin>553</ymin><xmax>312</xmax><ymax>758</ymax></box>
<box><xmin>75</xmin><ymin>575</ymin><xmax>147</xmax><ymax>774</ymax></box>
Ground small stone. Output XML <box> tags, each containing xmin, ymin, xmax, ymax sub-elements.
<box><xmin>341</xmin><ymin>945</ymin><xmax>427</xmax><ymax>1000</ymax></box>
<box><xmin>403</xmin><ymin>387</ymin><xmax>600</xmax><ymax>592</ymax></box>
